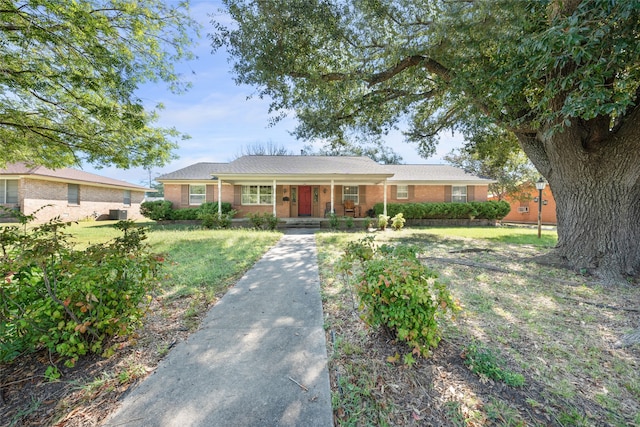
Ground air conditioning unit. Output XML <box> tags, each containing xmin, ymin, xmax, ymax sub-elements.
<box><xmin>517</xmin><ymin>206</ymin><xmax>529</xmax><ymax>213</ymax></box>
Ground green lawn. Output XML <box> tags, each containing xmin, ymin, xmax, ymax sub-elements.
<box><xmin>67</xmin><ymin>220</ymin><xmax>282</xmax><ymax>299</ymax></box>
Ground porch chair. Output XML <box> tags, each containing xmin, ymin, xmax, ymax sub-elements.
<box><xmin>324</xmin><ymin>202</ymin><xmax>335</xmax><ymax>217</ymax></box>
<box><xmin>343</xmin><ymin>199</ymin><xmax>356</xmax><ymax>217</ymax></box>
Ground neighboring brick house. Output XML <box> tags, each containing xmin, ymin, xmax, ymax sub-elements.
<box><xmin>157</xmin><ymin>156</ymin><xmax>494</xmax><ymax>218</ymax></box>
<box><xmin>494</xmin><ymin>182</ymin><xmax>557</xmax><ymax>225</ymax></box>
<box><xmin>0</xmin><ymin>163</ymin><xmax>148</xmax><ymax>223</ymax></box>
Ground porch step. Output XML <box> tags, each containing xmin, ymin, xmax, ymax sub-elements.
<box><xmin>282</xmin><ymin>218</ymin><xmax>322</xmax><ymax>229</ymax></box>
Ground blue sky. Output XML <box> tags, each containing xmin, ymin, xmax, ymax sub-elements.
<box><xmin>84</xmin><ymin>0</ymin><xmax>464</xmax><ymax>186</ymax></box>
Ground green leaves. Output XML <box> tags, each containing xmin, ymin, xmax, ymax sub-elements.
<box><xmin>0</xmin><ymin>218</ymin><xmax>164</xmax><ymax>366</ymax></box>
<box><xmin>0</xmin><ymin>0</ymin><xmax>198</xmax><ymax>169</ymax></box>
<box><xmin>341</xmin><ymin>237</ymin><xmax>459</xmax><ymax>360</ymax></box>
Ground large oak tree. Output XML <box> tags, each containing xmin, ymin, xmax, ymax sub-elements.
<box><xmin>212</xmin><ymin>0</ymin><xmax>640</xmax><ymax>283</ymax></box>
<box><xmin>0</xmin><ymin>0</ymin><xmax>198</xmax><ymax>169</ymax></box>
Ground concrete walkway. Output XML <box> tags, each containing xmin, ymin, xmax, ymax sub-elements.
<box><xmin>104</xmin><ymin>230</ymin><xmax>333</xmax><ymax>427</ymax></box>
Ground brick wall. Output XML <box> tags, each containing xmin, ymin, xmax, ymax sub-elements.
<box><xmin>19</xmin><ymin>178</ymin><xmax>145</xmax><ymax>223</ymax></box>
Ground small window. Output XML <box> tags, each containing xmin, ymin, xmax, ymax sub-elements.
<box><xmin>452</xmin><ymin>186</ymin><xmax>467</xmax><ymax>203</ymax></box>
<box><xmin>0</xmin><ymin>179</ymin><xmax>18</xmax><ymax>204</ymax></box>
<box><xmin>189</xmin><ymin>184</ymin><xmax>206</xmax><ymax>205</ymax></box>
<box><xmin>68</xmin><ymin>184</ymin><xmax>80</xmax><ymax>205</ymax></box>
<box><xmin>123</xmin><ymin>190</ymin><xmax>131</xmax><ymax>206</ymax></box>
<box><xmin>343</xmin><ymin>186</ymin><xmax>359</xmax><ymax>204</ymax></box>
<box><xmin>241</xmin><ymin>185</ymin><xmax>273</xmax><ymax>205</ymax></box>
<box><xmin>396</xmin><ymin>185</ymin><xmax>408</xmax><ymax>199</ymax></box>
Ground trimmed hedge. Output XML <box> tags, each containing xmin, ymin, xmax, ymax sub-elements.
<box><xmin>140</xmin><ymin>201</ymin><xmax>233</xmax><ymax>221</ymax></box>
<box><xmin>373</xmin><ymin>201</ymin><xmax>510</xmax><ymax>220</ymax></box>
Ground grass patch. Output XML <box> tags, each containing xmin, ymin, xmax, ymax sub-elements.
<box><xmin>317</xmin><ymin>227</ymin><xmax>639</xmax><ymax>426</ymax></box>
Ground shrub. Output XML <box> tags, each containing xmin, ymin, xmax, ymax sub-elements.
<box><xmin>201</xmin><ymin>209</ymin><xmax>237</xmax><ymax>229</ymax></box>
<box><xmin>328</xmin><ymin>213</ymin><xmax>339</xmax><ymax>229</ymax></box>
<box><xmin>373</xmin><ymin>201</ymin><xmax>511</xmax><ymax>220</ymax></box>
<box><xmin>340</xmin><ymin>237</ymin><xmax>459</xmax><ymax>360</ymax></box>
<box><xmin>345</xmin><ymin>216</ymin><xmax>354</xmax><ymax>229</ymax></box>
<box><xmin>197</xmin><ymin>202</ymin><xmax>234</xmax><ymax>216</ymax></box>
<box><xmin>246</xmin><ymin>212</ymin><xmax>279</xmax><ymax>230</ymax></box>
<box><xmin>140</xmin><ymin>200</ymin><xmax>173</xmax><ymax>220</ymax></box>
<box><xmin>0</xmin><ymin>219</ymin><xmax>164</xmax><ymax>366</ymax></box>
<box><xmin>377</xmin><ymin>214</ymin><xmax>390</xmax><ymax>230</ymax></box>
<box><xmin>390</xmin><ymin>213</ymin><xmax>406</xmax><ymax>231</ymax></box>
<box><xmin>169</xmin><ymin>207</ymin><xmax>199</xmax><ymax>220</ymax></box>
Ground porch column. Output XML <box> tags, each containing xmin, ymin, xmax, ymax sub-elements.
<box><xmin>330</xmin><ymin>180</ymin><xmax>335</xmax><ymax>214</ymax></box>
<box><xmin>272</xmin><ymin>179</ymin><xmax>277</xmax><ymax>217</ymax></box>
<box><xmin>217</xmin><ymin>178</ymin><xmax>222</xmax><ymax>218</ymax></box>
<box><xmin>383</xmin><ymin>180</ymin><xmax>387</xmax><ymax>216</ymax></box>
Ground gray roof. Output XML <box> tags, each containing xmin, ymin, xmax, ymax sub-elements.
<box><xmin>385</xmin><ymin>164</ymin><xmax>495</xmax><ymax>183</ymax></box>
<box><xmin>222</xmin><ymin>156</ymin><xmax>391</xmax><ymax>175</ymax></box>
<box><xmin>0</xmin><ymin>163</ymin><xmax>148</xmax><ymax>190</ymax></box>
<box><xmin>157</xmin><ymin>162</ymin><xmax>229</xmax><ymax>180</ymax></box>
<box><xmin>156</xmin><ymin>157</ymin><xmax>493</xmax><ymax>184</ymax></box>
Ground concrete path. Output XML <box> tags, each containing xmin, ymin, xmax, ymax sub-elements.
<box><xmin>104</xmin><ymin>230</ymin><xmax>333</xmax><ymax>427</ymax></box>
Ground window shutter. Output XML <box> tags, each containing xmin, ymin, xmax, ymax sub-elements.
<box><xmin>359</xmin><ymin>186</ymin><xmax>366</xmax><ymax>204</ymax></box>
<box><xmin>444</xmin><ymin>185</ymin><xmax>452</xmax><ymax>202</ymax></box>
<box><xmin>206</xmin><ymin>185</ymin><xmax>215</xmax><ymax>202</ymax></box>
<box><xmin>276</xmin><ymin>185</ymin><xmax>284</xmax><ymax>206</ymax></box>
<box><xmin>467</xmin><ymin>186</ymin><xmax>475</xmax><ymax>202</ymax></box>
<box><xmin>391</xmin><ymin>185</ymin><xmax>397</xmax><ymax>199</ymax></box>
<box><xmin>234</xmin><ymin>185</ymin><xmax>241</xmax><ymax>206</ymax></box>
<box><xmin>180</xmin><ymin>185</ymin><xmax>189</xmax><ymax>206</ymax></box>
<box><xmin>336</xmin><ymin>185</ymin><xmax>343</xmax><ymax>201</ymax></box>
<box><xmin>408</xmin><ymin>185</ymin><xmax>415</xmax><ymax>200</ymax></box>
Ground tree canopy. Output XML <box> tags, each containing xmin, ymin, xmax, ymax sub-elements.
<box><xmin>0</xmin><ymin>0</ymin><xmax>198</xmax><ymax>169</ymax></box>
<box><xmin>213</xmin><ymin>0</ymin><xmax>640</xmax><ymax>281</ymax></box>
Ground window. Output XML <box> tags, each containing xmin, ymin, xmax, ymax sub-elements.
<box><xmin>189</xmin><ymin>184</ymin><xmax>206</xmax><ymax>205</ymax></box>
<box><xmin>68</xmin><ymin>184</ymin><xmax>80</xmax><ymax>205</ymax></box>
<box><xmin>343</xmin><ymin>186</ymin><xmax>359</xmax><ymax>204</ymax></box>
<box><xmin>452</xmin><ymin>186</ymin><xmax>467</xmax><ymax>203</ymax></box>
<box><xmin>0</xmin><ymin>179</ymin><xmax>18</xmax><ymax>204</ymax></box>
<box><xmin>241</xmin><ymin>185</ymin><xmax>273</xmax><ymax>205</ymax></box>
<box><xmin>396</xmin><ymin>185</ymin><xmax>408</xmax><ymax>199</ymax></box>
<box><xmin>123</xmin><ymin>190</ymin><xmax>131</xmax><ymax>206</ymax></box>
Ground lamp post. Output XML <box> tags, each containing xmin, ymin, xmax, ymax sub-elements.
<box><xmin>535</xmin><ymin>178</ymin><xmax>547</xmax><ymax>239</ymax></box>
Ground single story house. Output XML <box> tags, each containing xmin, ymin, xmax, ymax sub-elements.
<box><xmin>0</xmin><ymin>163</ymin><xmax>149</xmax><ymax>223</ymax></box>
<box><xmin>494</xmin><ymin>183</ymin><xmax>557</xmax><ymax>225</ymax></box>
<box><xmin>157</xmin><ymin>156</ymin><xmax>494</xmax><ymax>218</ymax></box>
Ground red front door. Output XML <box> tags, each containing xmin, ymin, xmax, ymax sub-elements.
<box><xmin>298</xmin><ymin>186</ymin><xmax>312</xmax><ymax>216</ymax></box>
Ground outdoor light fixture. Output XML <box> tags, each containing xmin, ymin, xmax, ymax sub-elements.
<box><xmin>535</xmin><ymin>178</ymin><xmax>547</xmax><ymax>239</ymax></box>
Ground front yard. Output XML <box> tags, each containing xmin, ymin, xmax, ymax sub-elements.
<box><xmin>317</xmin><ymin>227</ymin><xmax>640</xmax><ymax>426</ymax></box>
<box><xmin>2</xmin><ymin>223</ymin><xmax>638</xmax><ymax>426</ymax></box>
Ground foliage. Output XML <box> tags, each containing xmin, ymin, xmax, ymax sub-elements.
<box><xmin>0</xmin><ymin>219</ymin><xmax>163</xmax><ymax>366</ymax></box>
<box><xmin>0</xmin><ymin>0</ymin><xmax>198</xmax><ymax>169</ymax></box>
<box><xmin>374</xmin><ymin>201</ymin><xmax>510</xmax><ymax>221</ymax></box>
<box><xmin>246</xmin><ymin>212</ymin><xmax>279</xmax><ymax>230</ymax></box>
<box><xmin>140</xmin><ymin>200</ymin><xmax>173</xmax><ymax>221</ymax></box>
<box><xmin>462</xmin><ymin>342</ymin><xmax>525</xmax><ymax>387</ymax></box>
<box><xmin>328</xmin><ymin>213</ymin><xmax>339</xmax><ymax>229</ymax></box>
<box><xmin>200</xmin><ymin>210</ymin><xmax>237</xmax><ymax>230</ymax></box>
<box><xmin>345</xmin><ymin>216</ymin><xmax>354</xmax><ymax>229</ymax></box>
<box><xmin>390</xmin><ymin>213</ymin><xmax>405</xmax><ymax>231</ymax></box>
<box><xmin>443</xmin><ymin>129</ymin><xmax>538</xmax><ymax>201</ymax></box>
<box><xmin>213</xmin><ymin>0</ymin><xmax>640</xmax><ymax>279</ymax></box>
<box><xmin>302</xmin><ymin>138</ymin><xmax>403</xmax><ymax>164</ymax></box>
<box><xmin>339</xmin><ymin>237</ymin><xmax>459</xmax><ymax>359</ymax></box>
<box><xmin>233</xmin><ymin>141</ymin><xmax>293</xmax><ymax>159</ymax></box>
<box><xmin>140</xmin><ymin>201</ymin><xmax>234</xmax><ymax>222</ymax></box>
<box><xmin>377</xmin><ymin>214</ymin><xmax>390</xmax><ymax>230</ymax></box>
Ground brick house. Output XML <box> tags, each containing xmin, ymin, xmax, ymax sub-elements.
<box><xmin>494</xmin><ymin>182</ymin><xmax>557</xmax><ymax>225</ymax></box>
<box><xmin>0</xmin><ymin>163</ymin><xmax>148</xmax><ymax>223</ymax></box>
<box><xmin>158</xmin><ymin>156</ymin><xmax>494</xmax><ymax>218</ymax></box>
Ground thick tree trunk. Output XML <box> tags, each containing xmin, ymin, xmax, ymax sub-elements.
<box><xmin>517</xmin><ymin>122</ymin><xmax>640</xmax><ymax>283</ymax></box>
